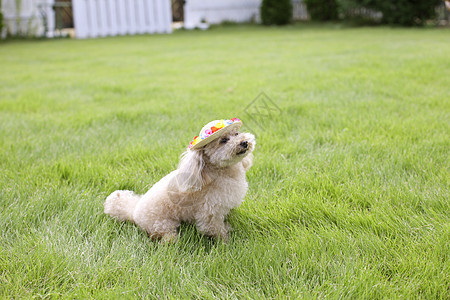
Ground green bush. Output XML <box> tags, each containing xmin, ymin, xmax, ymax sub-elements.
<box><xmin>337</xmin><ymin>0</ymin><xmax>365</xmax><ymax>18</ymax></box>
<box><xmin>370</xmin><ymin>0</ymin><xmax>441</xmax><ymax>26</ymax></box>
<box><xmin>337</xmin><ymin>0</ymin><xmax>441</xmax><ymax>26</ymax></box>
<box><xmin>0</xmin><ymin>10</ymin><xmax>3</xmax><ymax>35</ymax></box>
<box><xmin>260</xmin><ymin>0</ymin><xmax>293</xmax><ymax>25</ymax></box>
<box><xmin>304</xmin><ymin>0</ymin><xmax>339</xmax><ymax>21</ymax></box>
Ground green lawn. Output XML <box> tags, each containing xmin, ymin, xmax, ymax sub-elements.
<box><xmin>0</xmin><ymin>24</ymin><xmax>449</xmax><ymax>299</ymax></box>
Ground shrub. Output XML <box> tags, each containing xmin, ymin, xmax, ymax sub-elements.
<box><xmin>304</xmin><ymin>0</ymin><xmax>339</xmax><ymax>21</ymax></box>
<box><xmin>260</xmin><ymin>0</ymin><xmax>293</xmax><ymax>25</ymax></box>
<box><xmin>337</xmin><ymin>0</ymin><xmax>442</xmax><ymax>26</ymax></box>
<box><xmin>372</xmin><ymin>0</ymin><xmax>441</xmax><ymax>26</ymax></box>
<box><xmin>0</xmin><ymin>10</ymin><xmax>3</xmax><ymax>36</ymax></box>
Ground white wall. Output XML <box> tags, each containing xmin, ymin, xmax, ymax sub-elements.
<box><xmin>184</xmin><ymin>0</ymin><xmax>261</xmax><ymax>29</ymax></box>
<box><xmin>72</xmin><ymin>0</ymin><xmax>172</xmax><ymax>39</ymax></box>
<box><xmin>184</xmin><ymin>0</ymin><xmax>308</xmax><ymax>29</ymax></box>
<box><xmin>2</xmin><ymin>0</ymin><xmax>55</xmax><ymax>37</ymax></box>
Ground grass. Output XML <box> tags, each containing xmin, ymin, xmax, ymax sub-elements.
<box><xmin>0</xmin><ymin>24</ymin><xmax>449</xmax><ymax>299</ymax></box>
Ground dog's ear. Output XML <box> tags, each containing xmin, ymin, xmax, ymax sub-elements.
<box><xmin>175</xmin><ymin>149</ymin><xmax>206</xmax><ymax>193</ymax></box>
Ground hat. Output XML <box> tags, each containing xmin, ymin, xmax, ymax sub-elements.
<box><xmin>188</xmin><ymin>118</ymin><xmax>242</xmax><ymax>150</ymax></box>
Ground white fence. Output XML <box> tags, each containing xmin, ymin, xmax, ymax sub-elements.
<box><xmin>72</xmin><ymin>0</ymin><xmax>172</xmax><ymax>38</ymax></box>
<box><xmin>2</xmin><ymin>0</ymin><xmax>308</xmax><ymax>38</ymax></box>
<box><xmin>1</xmin><ymin>0</ymin><xmax>54</xmax><ymax>37</ymax></box>
<box><xmin>184</xmin><ymin>0</ymin><xmax>308</xmax><ymax>29</ymax></box>
<box><xmin>292</xmin><ymin>0</ymin><xmax>308</xmax><ymax>21</ymax></box>
<box><xmin>1</xmin><ymin>0</ymin><xmax>172</xmax><ymax>38</ymax></box>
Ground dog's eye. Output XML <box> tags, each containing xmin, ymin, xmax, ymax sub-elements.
<box><xmin>234</xmin><ymin>132</ymin><xmax>239</xmax><ymax>136</ymax></box>
<box><xmin>220</xmin><ymin>137</ymin><xmax>229</xmax><ymax>144</ymax></box>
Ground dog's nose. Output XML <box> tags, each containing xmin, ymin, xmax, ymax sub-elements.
<box><xmin>240</xmin><ymin>141</ymin><xmax>248</xmax><ymax>149</ymax></box>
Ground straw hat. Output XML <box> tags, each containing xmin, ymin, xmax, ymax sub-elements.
<box><xmin>188</xmin><ymin>118</ymin><xmax>242</xmax><ymax>150</ymax></box>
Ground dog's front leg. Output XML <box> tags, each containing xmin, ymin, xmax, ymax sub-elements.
<box><xmin>241</xmin><ymin>153</ymin><xmax>253</xmax><ymax>171</ymax></box>
<box><xmin>195</xmin><ymin>213</ymin><xmax>229</xmax><ymax>242</ymax></box>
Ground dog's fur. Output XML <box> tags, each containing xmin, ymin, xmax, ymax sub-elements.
<box><xmin>104</xmin><ymin>128</ymin><xmax>255</xmax><ymax>242</ymax></box>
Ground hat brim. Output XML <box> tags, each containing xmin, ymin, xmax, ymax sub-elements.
<box><xmin>190</xmin><ymin>121</ymin><xmax>242</xmax><ymax>150</ymax></box>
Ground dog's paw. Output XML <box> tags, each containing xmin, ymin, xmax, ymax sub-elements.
<box><xmin>224</xmin><ymin>222</ymin><xmax>233</xmax><ymax>232</ymax></box>
<box><xmin>159</xmin><ymin>232</ymin><xmax>179</xmax><ymax>244</ymax></box>
<box><xmin>216</xmin><ymin>230</ymin><xmax>230</xmax><ymax>243</ymax></box>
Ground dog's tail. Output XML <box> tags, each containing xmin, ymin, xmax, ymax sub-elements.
<box><xmin>104</xmin><ymin>190</ymin><xmax>140</xmax><ymax>222</ymax></box>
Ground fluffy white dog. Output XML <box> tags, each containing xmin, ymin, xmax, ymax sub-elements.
<box><xmin>104</xmin><ymin>119</ymin><xmax>255</xmax><ymax>243</ymax></box>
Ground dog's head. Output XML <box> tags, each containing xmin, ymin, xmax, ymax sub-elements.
<box><xmin>174</xmin><ymin>129</ymin><xmax>255</xmax><ymax>193</ymax></box>
<box><xmin>202</xmin><ymin>128</ymin><xmax>255</xmax><ymax>168</ymax></box>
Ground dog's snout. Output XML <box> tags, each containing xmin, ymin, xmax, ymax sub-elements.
<box><xmin>240</xmin><ymin>141</ymin><xmax>248</xmax><ymax>149</ymax></box>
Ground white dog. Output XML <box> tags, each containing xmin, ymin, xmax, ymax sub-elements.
<box><xmin>104</xmin><ymin>119</ymin><xmax>255</xmax><ymax>243</ymax></box>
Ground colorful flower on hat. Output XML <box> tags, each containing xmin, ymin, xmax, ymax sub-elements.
<box><xmin>188</xmin><ymin>136</ymin><xmax>200</xmax><ymax>149</ymax></box>
<box><xmin>200</xmin><ymin>129</ymin><xmax>212</xmax><ymax>139</ymax></box>
<box><xmin>215</xmin><ymin>121</ymin><xmax>224</xmax><ymax>129</ymax></box>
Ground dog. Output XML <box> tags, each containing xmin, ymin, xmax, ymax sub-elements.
<box><xmin>104</xmin><ymin>119</ymin><xmax>255</xmax><ymax>243</ymax></box>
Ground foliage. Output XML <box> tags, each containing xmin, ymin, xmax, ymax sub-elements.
<box><xmin>336</xmin><ymin>0</ymin><xmax>441</xmax><ymax>26</ymax></box>
<box><xmin>0</xmin><ymin>11</ymin><xmax>3</xmax><ymax>36</ymax></box>
<box><xmin>366</xmin><ymin>0</ymin><xmax>442</xmax><ymax>26</ymax></box>
<box><xmin>0</xmin><ymin>25</ymin><xmax>449</xmax><ymax>298</ymax></box>
<box><xmin>337</xmin><ymin>0</ymin><xmax>367</xmax><ymax>18</ymax></box>
<box><xmin>260</xmin><ymin>0</ymin><xmax>293</xmax><ymax>25</ymax></box>
<box><xmin>304</xmin><ymin>0</ymin><xmax>339</xmax><ymax>21</ymax></box>
<box><xmin>0</xmin><ymin>0</ymin><xmax>3</xmax><ymax>36</ymax></box>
